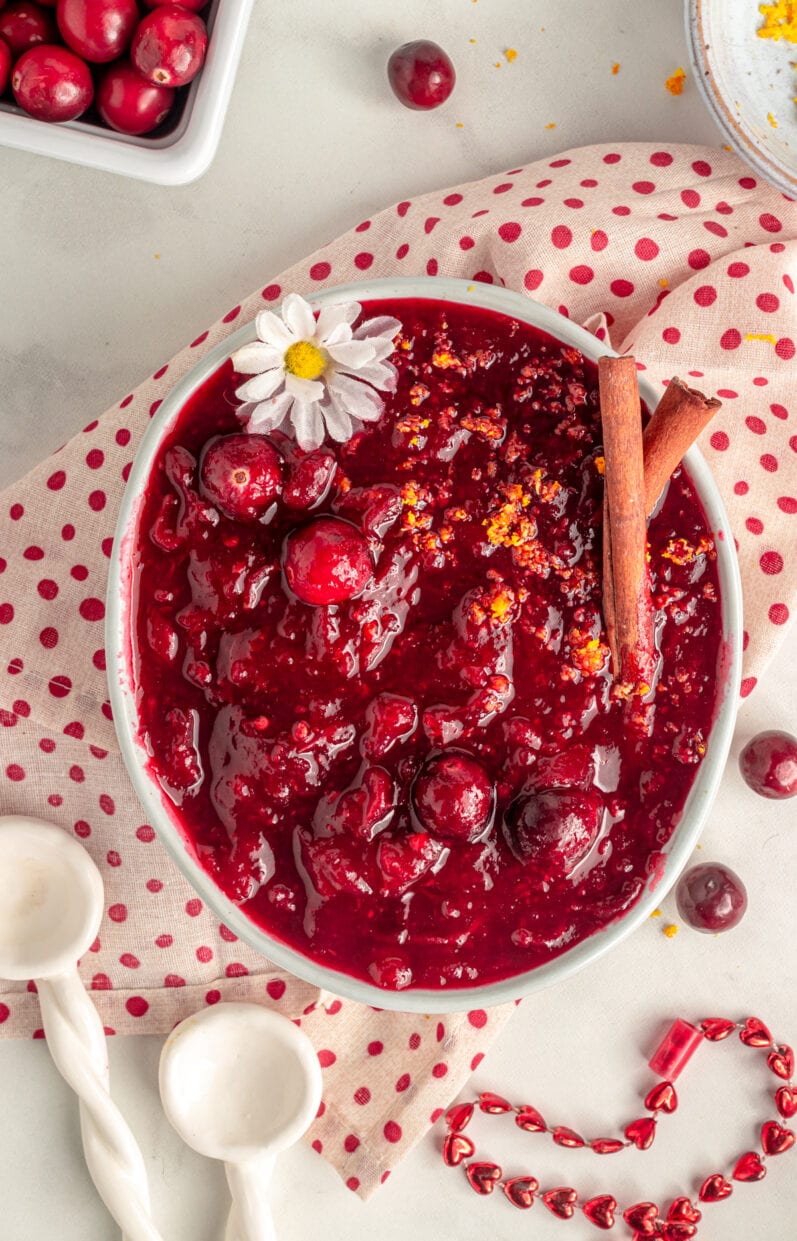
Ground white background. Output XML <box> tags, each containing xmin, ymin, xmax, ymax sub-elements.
<box><xmin>1</xmin><ymin>2</ymin><xmax>796</xmax><ymax>1239</ymax></box>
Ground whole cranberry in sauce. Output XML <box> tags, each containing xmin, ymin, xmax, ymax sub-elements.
<box><xmin>97</xmin><ymin>61</ymin><xmax>175</xmax><ymax>135</ymax></box>
<box><xmin>0</xmin><ymin>37</ymin><xmax>11</xmax><ymax>94</ymax></box>
<box><xmin>12</xmin><ymin>43</ymin><xmax>93</xmax><ymax>122</ymax></box>
<box><xmin>200</xmin><ymin>434</ymin><xmax>282</xmax><ymax>523</ymax></box>
<box><xmin>739</xmin><ymin>730</ymin><xmax>797</xmax><ymax>799</ymax></box>
<box><xmin>675</xmin><ymin>862</ymin><xmax>747</xmax><ymax>932</ymax></box>
<box><xmin>504</xmin><ymin>789</ymin><xmax>602</xmax><ymax>877</ymax></box>
<box><xmin>387</xmin><ymin>40</ymin><xmax>456</xmax><ymax>110</ymax></box>
<box><xmin>413</xmin><ymin>751</ymin><xmax>494</xmax><ymax>843</ymax></box>
<box><xmin>143</xmin><ymin>0</ymin><xmax>206</xmax><ymax>9</ymax></box>
<box><xmin>0</xmin><ymin>2</ymin><xmax>57</xmax><ymax>57</ymax></box>
<box><xmin>131</xmin><ymin>3</ymin><xmax>207</xmax><ymax>88</ymax></box>
<box><xmin>283</xmin><ymin>516</ymin><xmax>373</xmax><ymax>606</ymax></box>
<box><xmin>56</xmin><ymin>0</ymin><xmax>138</xmax><ymax>62</ymax></box>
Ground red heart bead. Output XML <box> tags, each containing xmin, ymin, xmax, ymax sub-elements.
<box><xmin>502</xmin><ymin>1175</ymin><xmax>538</xmax><ymax>1209</ymax></box>
<box><xmin>478</xmin><ymin>1091</ymin><xmax>512</xmax><ymax>1114</ymax></box>
<box><xmin>515</xmin><ymin>1104</ymin><xmax>546</xmax><ymax>1132</ymax></box>
<box><xmin>445</xmin><ymin>1101</ymin><xmax>474</xmax><ymax>1131</ymax></box>
<box><xmin>667</xmin><ymin>1197</ymin><xmax>701</xmax><ymax>1224</ymax></box>
<box><xmin>699</xmin><ymin>1173</ymin><xmax>733</xmax><ymax>1202</ymax></box>
<box><xmin>776</xmin><ymin>1086</ymin><xmax>797</xmax><ymax>1119</ymax></box>
<box><xmin>768</xmin><ymin>1044</ymin><xmax>795</xmax><ymax>1081</ymax></box>
<box><xmin>625</xmin><ymin>1116</ymin><xmax>657</xmax><ymax>1149</ymax></box>
<box><xmin>583</xmin><ymin>1194</ymin><xmax>616</xmax><ymax>1230</ymax></box>
<box><xmin>762</xmin><ymin>1119</ymin><xmax>796</xmax><ymax>1156</ymax></box>
<box><xmin>466</xmin><ymin>1161</ymin><xmax>502</xmax><ymax>1194</ymax></box>
<box><xmin>442</xmin><ymin>1132</ymin><xmax>474</xmax><ymax>1166</ymax></box>
<box><xmin>623</xmin><ymin>1202</ymin><xmax>659</xmax><ymax>1234</ymax></box>
<box><xmin>700</xmin><ymin>1017</ymin><xmax>736</xmax><ymax>1041</ymax></box>
<box><xmin>552</xmin><ymin>1125</ymin><xmax>585</xmax><ymax>1148</ymax></box>
<box><xmin>733</xmin><ymin>1150</ymin><xmax>767</xmax><ymax>1182</ymax></box>
<box><xmin>645</xmin><ymin>1080</ymin><xmax>678</xmax><ymax>1114</ymax></box>
<box><xmin>740</xmin><ymin>1016</ymin><xmax>773</xmax><ymax>1048</ymax></box>
<box><xmin>660</xmin><ymin>1224</ymin><xmax>697</xmax><ymax>1241</ymax></box>
<box><xmin>542</xmin><ymin>1188</ymin><xmax>577</xmax><ymax>1219</ymax></box>
<box><xmin>592</xmin><ymin>1137</ymin><xmax>625</xmax><ymax>1154</ymax></box>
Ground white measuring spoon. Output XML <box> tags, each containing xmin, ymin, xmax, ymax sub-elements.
<box><xmin>159</xmin><ymin>1002</ymin><xmax>323</xmax><ymax>1241</ymax></box>
<box><xmin>0</xmin><ymin>815</ymin><xmax>163</xmax><ymax>1241</ymax></box>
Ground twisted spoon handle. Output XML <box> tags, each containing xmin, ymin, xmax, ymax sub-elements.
<box><xmin>224</xmin><ymin>1156</ymin><xmax>276</xmax><ymax>1241</ymax></box>
<box><xmin>37</xmin><ymin>972</ymin><xmax>164</xmax><ymax>1241</ymax></box>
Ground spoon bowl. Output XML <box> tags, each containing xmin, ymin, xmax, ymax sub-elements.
<box><xmin>0</xmin><ymin>815</ymin><xmax>104</xmax><ymax>980</ymax></box>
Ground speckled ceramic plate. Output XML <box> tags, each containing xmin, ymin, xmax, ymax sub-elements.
<box><xmin>687</xmin><ymin>0</ymin><xmax>797</xmax><ymax>195</ymax></box>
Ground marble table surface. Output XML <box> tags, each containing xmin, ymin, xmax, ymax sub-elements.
<box><xmin>1</xmin><ymin>2</ymin><xmax>795</xmax><ymax>1238</ymax></box>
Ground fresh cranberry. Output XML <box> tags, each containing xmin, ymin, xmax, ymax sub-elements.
<box><xmin>0</xmin><ymin>2</ymin><xmax>57</xmax><ymax>56</ymax></box>
<box><xmin>675</xmin><ymin>862</ymin><xmax>747</xmax><ymax>932</ymax></box>
<box><xmin>96</xmin><ymin>61</ymin><xmax>175</xmax><ymax>135</ymax></box>
<box><xmin>12</xmin><ymin>44</ymin><xmax>93</xmax><ymax>121</ymax></box>
<box><xmin>143</xmin><ymin>0</ymin><xmax>206</xmax><ymax>9</ymax></box>
<box><xmin>200</xmin><ymin>434</ymin><xmax>282</xmax><ymax>522</ymax></box>
<box><xmin>283</xmin><ymin>517</ymin><xmax>372</xmax><ymax>606</ymax></box>
<box><xmin>739</xmin><ymin>730</ymin><xmax>797</xmax><ymax>799</ymax></box>
<box><xmin>0</xmin><ymin>38</ymin><xmax>11</xmax><ymax>94</ymax></box>
<box><xmin>413</xmin><ymin>752</ymin><xmax>494</xmax><ymax>843</ymax></box>
<box><xmin>131</xmin><ymin>3</ymin><xmax>207</xmax><ymax>87</ymax></box>
<box><xmin>387</xmin><ymin>40</ymin><xmax>456</xmax><ymax>110</ymax></box>
<box><xmin>57</xmin><ymin>0</ymin><xmax>139</xmax><ymax>62</ymax></box>
<box><xmin>504</xmin><ymin>789</ymin><xmax>602</xmax><ymax>876</ymax></box>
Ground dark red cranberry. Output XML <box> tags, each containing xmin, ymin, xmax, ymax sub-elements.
<box><xmin>504</xmin><ymin>788</ymin><xmax>602</xmax><ymax>876</ymax></box>
<box><xmin>413</xmin><ymin>751</ymin><xmax>494</xmax><ymax>843</ymax></box>
<box><xmin>143</xmin><ymin>0</ymin><xmax>206</xmax><ymax>9</ymax></box>
<box><xmin>131</xmin><ymin>3</ymin><xmax>207</xmax><ymax>87</ymax></box>
<box><xmin>12</xmin><ymin>43</ymin><xmax>93</xmax><ymax>121</ymax></box>
<box><xmin>200</xmin><ymin>434</ymin><xmax>282</xmax><ymax>522</ymax></box>
<box><xmin>56</xmin><ymin>0</ymin><xmax>138</xmax><ymax>62</ymax></box>
<box><xmin>283</xmin><ymin>517</ymin><xmax>372</xmax><ymax>606</ymax></box>
<box><xmin>0</xmin><ymin>38</ymin><xmax>11</xmax><ymax>94</ymax></box>
<box><xmin>739</xmin><ymin>730</ymin><xmax>797</xmax><ymax>799</ymax></box>
<box><xmin>675</xmin><ymin>862</ymin><xmax>747</xmax><ymax>932</ymax></box>
<box><xmin>96</xmin><ymin>61</ymin><xmax>175</xmax><ymax>135</ymax></box>
<box><xmin>387</xmin><ymin>40</ymin><xmax>456</xmax><ymax>111</ymax></box>
<box><xmin>0</xmin><ymin>2</ymin><xmax>57</xmax><ymax>57</ymax></box>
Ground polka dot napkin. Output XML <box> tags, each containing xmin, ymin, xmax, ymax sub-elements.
<box><xmin>0</xmin><ymin>143</ymin><xmax>794</xmax><ymax>1198</ymax></box>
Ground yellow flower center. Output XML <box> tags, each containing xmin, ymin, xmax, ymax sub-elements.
<box><xmin>284</xmin><ymin>340</ymin><xmax>326</xmax><ymax>380</ymax></box>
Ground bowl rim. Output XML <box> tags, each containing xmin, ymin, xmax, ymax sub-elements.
<box><xmin>686</xmin><ymin>0</ymin><xmax>797</xmax><ymax>197</ymax></box>
<box><xmin>107</xmin><ymin>275</ymin><xmax>743</xmax><ymax>1013</ymax></box>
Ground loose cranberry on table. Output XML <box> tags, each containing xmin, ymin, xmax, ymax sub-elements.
<box><xmin>675</xmin><ymin>862</ymin><xmax>747</xmax><ymax>932</ymax></box>
<box><xmin>739</xmin><ymin>729</ymin><xmax>797</xmax><ymax>799</ymax></box>
<box><xmin>131</xmin><ymin>3</ymin><xmax>207</xmax><ymax>88</ymax></box>
<box><xmin>96</xmin><ymin>60</ymin><xmax>175</xmax><ymax>134</ymax></box>
<box><xmin>12</xmin><ymin>43</ymin><xmax>93</xmax><ymax>122</ymax></box>
<box><xmin>200</xmin><ymin>434</ymin><xmax>282</xmax><ymax>523</ymax></box>
<box><xmin>283</xmin><ymin>516</ymin><xmax>373</xmax><ymax>605</ymax></box>
<box><xmin>0</xmin><ymin>2</ymin><xmax>57</xmax><ymax>57</ymax></box>
<box><xmin>387</xmin><ymin>39</ymin><xmax>456</xmax><ymax>110</ymax></box>
<box><xmin>504</xmin><ymin>789</ymin><xmax>603</xmax><ymax>878</ymax></box>
<box><xmin>56</xmin><ymin>0</ymin><xmax>138</xmax><ymax>63</ymax></box>
<box><xmin>0</xmin><ymin>37</ymin><xmax>11</xmax><ymax>93</ymax></box>
<box><xmin>413</xmin><ymin>752</ymin><xmax>494</xmax><ymax>843</ymax></box>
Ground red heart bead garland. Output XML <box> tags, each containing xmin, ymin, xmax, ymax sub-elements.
<box><xmin>440</xmin><ymin>1014</ymin><xmax>794</xmax><ymax>1237</ymax></box>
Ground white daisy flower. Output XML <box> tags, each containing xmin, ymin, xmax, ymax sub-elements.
<box><xmin>231</xmin><ymin>293</ymin><xmax>402</xmax><ymax>451</ymax></box>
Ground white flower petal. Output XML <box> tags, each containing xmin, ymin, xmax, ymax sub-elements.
<box><xmin>255</xmin><ymin>310</ymin><xmax>294</xmax><ymax>350</ymax></box>
<box><xmin>247</xmin><ymin>390</ymin><xmax>292</xmax><ymax>433</ymax></box>
<box><xmin>327</xmin><ymin>373</ymin><xmax>385</xmax><ymax>421</ymax></box>
<box><xmin>231</xmin><ymin>342</ymin><xmax>284</xmax><ymax>375</ymax></box>
<box><xmin>282</xmin><ymin>293</ymin><xmax>317</xmax><ymax>341</ymax></box>
<box><xmin>316</xmin><ymin>302</ymin><xmax>361</xmax><ymax>341</ymax></box>
<box><xmin>368</xmin><ymin>336</ymin><xmax>399</xmax><ymax>363</ymax></box>
<box><xmin>354</xmin><ymin>315</ymin><xmax>401</xmax><ymax>342</ymax></box>
<box><xmin>285</xmin><ymin>373</ymin><xmax>325</xmax><ymax>403</ymax></box>
<box><xmin>322</xmin><ymin>399</ymin><xmax>354</xmax><ymax>443</ymax></box>
<box><xmin>325</xmin><ymin>339</ymin><xmax>377</xmax><ymax>369</ymax></box>
<box><xmin>321</xmin><ymin>321</ymin><xmax>354</xmax><ymax>347</ymax></box>
<box><xmin>337</xmin><ymin>358</ymin><xmax>398</xmax><ymax>392</ymax></box>
<box><xmin>235</xmin><ymin>368</ymin><xmax>285</xmax><ymax>403</ymax></box>
<box><xmin>291</xmin><ymin>402</ymin><xmax>325</xmax><ymax>451</ymax></box>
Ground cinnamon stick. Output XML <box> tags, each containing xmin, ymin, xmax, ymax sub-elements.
<box><xmin>643</xmin><ymin>377</ymin><xmax>722</xmax><ymax>516</ymax></box>
<box><xmin>598</xmin><ymin>356</ymin><xmax>655</xmax><ymax>688</ymax></box>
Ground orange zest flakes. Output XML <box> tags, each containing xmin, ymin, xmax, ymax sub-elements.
<box><xmin>461</xmin><ymin>410</ymin><xmax>506</xmax><ymax>440</ymax></box>
<box><xmin>569</xmin><ymin>632</ymin><xmax>609</xmax><ymax>676</ymax></box>
<box><xmin>594</xmin><ymin>456</ymin><xmax>606</xmax><ymax>475</ymax></box>
<box><xmin>431</xmin><ymin>348</ymin><xmax>467</xmax><ymax>375</ymax></box>
<box><xmin>661</xmin><ymin>535</ymin><xmax>714</xmax><ymax>565</ymax></box>
<box><xmin>665</xmin><ymin>67</ymin><xmax>686</xmax><ymax>95</ymax></box>
<box><xmin>484</xmin><ymin>484</ymin><xmax>536</xmax><ymax>549</ymax></box>
<box><xmin>467</xmin><ymin>583</ymin><xmax>518</xmax><ymax>628</ymax></box>
<box><xmin>768</xmin><ymin>111</ymin><xmax>779</xmax><ymax>128</ymax></box>
<box><xmin>528</xmin><ymin>467</ymin><xmax>562</xmax><ymax>502</ymax></box>
<box><xmin>612</xmin><ymin>62</ymin><xmax>621</xmax><ymax>75</ymax></box>
<box><xmin>650</xmin><ymin>908</ymin><xmax>662</xmax><ymax>918</ymax></box>
<box><xmin>544</xmin><ymin>121</ymin><xmax>557</xmax><ymax>129</ymax></box>
<box><xmin>505</xmin><ymin>48</ymin><xmax>518</xmax><ymax>63</ymax></box>
<box><xmin>663</xmin><ymin>923</ymin><xmax>679</xmax><ymax>939</ymax></box>
<box><xmin>409</xmin><ymin>383</ymin><xmax>430</xmax><ymax>406</ymax></box>
<box><xmin>758</xmin><ymin>2</ymin><xmax>797</xmax><ymax>42</ymax></box>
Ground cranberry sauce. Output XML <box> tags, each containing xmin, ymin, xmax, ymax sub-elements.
<box><xmin>131</xmin><ymin>299</ymin><xmax>721</xmax><ymax>991</ymax></box>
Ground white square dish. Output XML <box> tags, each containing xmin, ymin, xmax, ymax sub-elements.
<box><xmin>0</xmin><ymin>0</ymin><xmax>253</xmax><ymax>186</ymax></box>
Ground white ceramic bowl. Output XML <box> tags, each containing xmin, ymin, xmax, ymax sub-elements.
<box><xmin>0</xmin><ymin>0</ymin><xmax>253</xmax><ymax>185</ymax></box>
<box><xmin>107</xmin><ymin>277</ymin><xmax>743</xmax><ymax>1012</ymax></box>
<box><xmin>687</xmin><ymin>0</ymin><xmax>797</xmax><ymax>196</ymax></box>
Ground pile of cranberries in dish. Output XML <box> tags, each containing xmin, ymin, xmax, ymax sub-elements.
<box><xmin>0</xmin><ymin>0</ymin><xmax>208</xmax><ymax>135</ymax></box>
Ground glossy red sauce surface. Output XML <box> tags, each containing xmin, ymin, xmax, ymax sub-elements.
<box><xmin>131</xmin><ymin>299</ymin><xmax>721</xmax><ymax>991</ymax></box>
